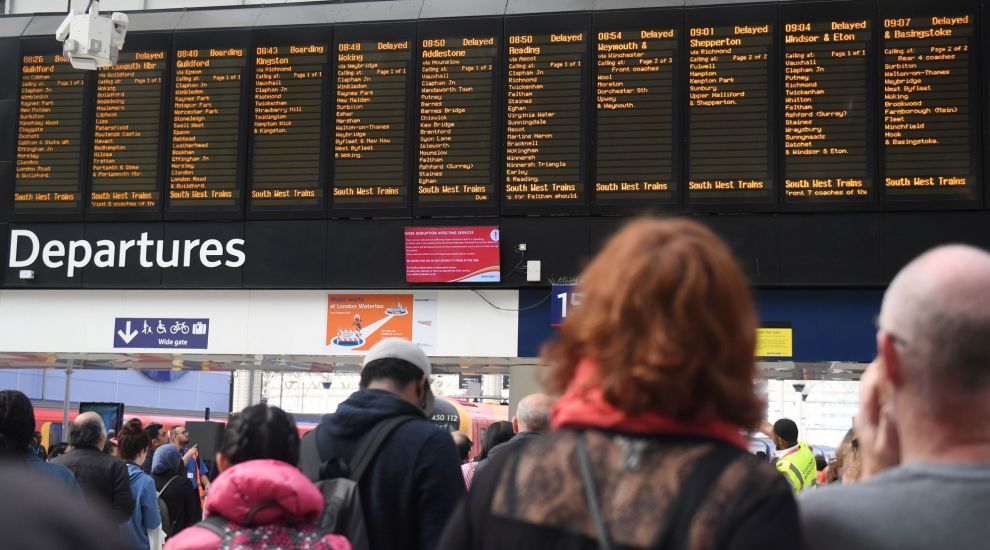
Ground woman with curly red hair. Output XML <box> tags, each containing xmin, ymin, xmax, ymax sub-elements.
<box><xmin>439</xmin><ymin>217</ymin><xmax>799</xmax><ymax>550</ymax></box>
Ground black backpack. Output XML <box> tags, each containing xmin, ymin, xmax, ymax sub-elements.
<box><xmin>300</xmin><ymin>416</ymin><xmax>416</xmax><ymax>550</ymax></box>
<box><xmin>156</xmin><ymin>475</ymin><xmax>182</xmax><ymax>537</ymax></box>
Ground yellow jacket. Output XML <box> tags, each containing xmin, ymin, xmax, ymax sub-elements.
<box><xmin>776</xmin><ymin>441</ymin><xmax>817</xmax><ymax>493</ymax></box>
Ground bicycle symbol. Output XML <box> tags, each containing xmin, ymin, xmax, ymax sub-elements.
<box><xmin>170</xmin><ymin>321</ymin><xmax>190</xmax><ymax>335</ymax></box>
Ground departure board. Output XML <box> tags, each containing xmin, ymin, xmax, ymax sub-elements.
<box><xmin>504</xmin><ymin>15</ymin><xmax>589</xmax><ymax>213</ymax></box>
<box><xmin>881</xmin><ymin>7</ymin><xmax>980</xmax><ymax>203</ymax></box>
<box><xmin>594</xmin><ymin>11</ymin><xmax>680</xmax><ymax>209</ymax></box>
<box><xmin>416</xmin><ymin>21</ymin><xmax>499</xmax><ymax>215</ymax></box>
<box><xmin>91</xmin><ymin>48</ymin><xmax>168</xmax><ymax>213</ymax></box>
<box><xmin>686</xmin><ymin>9</ymin><xmax>776</xmax><ymax>207</ymax></box>
<box><xmin>333</xmin><ymin>25</ymin><xmax>414</xmax><ymax>213</ymax></box>
<box><xmin>14</xmin><ymin>52</ymin><xmax>86</xmax><ymax>214</ymax></box>
<box><xmin>250</xmin><ymin>39</ymin><xmax>329</xmax><ymax>212</ymax></box>
<box><xmin>782</xmin><ymin>5</ymin><xmax>875</xmax><ymax>206</ymax></box>
<box><xmin>168</xmin><ymin>42</ymin><xmax>247</xmax><ymax>214</ymax></box>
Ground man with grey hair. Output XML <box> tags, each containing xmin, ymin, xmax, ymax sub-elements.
<box><xmin>52</xmin><ymin>411</ymin><xmax>134</xmax><ymax>523</ymax></box>
<box><xmin>485</xmin><ymin>393</ymin><xmax>553</xmax><ymax>465</ymax></box>
<box><xmin>801</xmin><ymin>245</ymin><xmax>990</xmax><ymax>550</ymax></box>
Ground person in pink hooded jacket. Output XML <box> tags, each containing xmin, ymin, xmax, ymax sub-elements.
<box><xmin>165</xmin><ymin>404</ymin><xmax>350</xmax><ymax>550</ymax></box>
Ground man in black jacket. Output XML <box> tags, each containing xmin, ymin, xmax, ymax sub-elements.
<box><xmin>52</xmin><ymin>411</ymin><xmax>135</xmax><ymax>523</ymax></box>
<box><xmin>300</xmin><ymin>338</ymin><xmax>465</xmax><ymax>550</ymax></box>
<box><xmin>484</xmin><ymin>393</ymin><xmax>552</xmax><ymax>466</ymax></box>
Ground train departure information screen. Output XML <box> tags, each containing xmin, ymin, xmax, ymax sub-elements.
<box><xmin>687</xmin><ymin>22</ymin><xmax>773</xmax><ymax>204</ymax></box>
<box><xmin>91</xmin><ymin>50</ymin><xmax>167</xmax><ymax>211</ymax></box>
<box><xmin>168</xmin><ymin>47</ymin><xmax>246</xmax><ymax>210</ymax></box>
<box><xmin>333</xmin><ymin>39</ymin><xmax>412</xmax><ymax>208</ymax></box>
<box><xmin>14</xmin><ymin>53</ymin><xmax>85</xmax><ymax>212</ymax></box>
<box><xmin>882</xmin><ymin>14</ymin><xmax>978</xmax><ymax>200</ymax></box>
<box><xmin>417</xmin><ymin>34</ymin><xmax>498</xmax><ymax>208</ymax></box>
<box><xmin>250</xmin><ymin>44</ymin><xmax>328</xmax><ymax>210</ymax></box>
<box><xmin>595</xmin><ymin>26</ymin><xmax>678</xmax><ymax>205</ymax></box>
<box><xmin>782</xmin><ymin>18</ymin><xmax>872</xmax><ymax>204</ymax></box>
<box><xmin>504</xmin><ymin>31</ymin><xmax>586</xmax><ymax>208</ymax></box>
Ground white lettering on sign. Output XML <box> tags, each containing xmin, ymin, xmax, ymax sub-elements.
<box><xmin>8</xmin><ymin>229</ymin><xmax>246</xmax><ymax>278</ymax></box>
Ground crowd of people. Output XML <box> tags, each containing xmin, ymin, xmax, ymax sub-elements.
<box><xmin>2</xmin><ymin>216</ymin><xmax>989</xmax><ymax>549</ymax></box>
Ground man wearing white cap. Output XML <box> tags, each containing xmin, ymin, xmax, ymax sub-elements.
<box><xmin>300</xmin><ymin>338</ymin><xmax>464</xmax><ymax>550</ymax></box>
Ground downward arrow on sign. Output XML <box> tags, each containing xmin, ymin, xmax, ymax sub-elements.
<box><xmin>117</xmin><ymin>321</ymin><xmax>138</xmax><ymax>344</ymax></box>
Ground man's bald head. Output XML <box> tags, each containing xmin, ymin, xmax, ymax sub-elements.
<box><xmin>880</xmin><ymin>245</ymin><xmax>990</xmax><ymax>397</ymax></box>
<box><xmin>514</xmin><ymin>393</ymin><xmax>553</xmax><ymax>433</ymax></box>
<box><xmin>69</xmin><ymin>412</ymin><xmax>106</xmax><ymax>449</ymax></box>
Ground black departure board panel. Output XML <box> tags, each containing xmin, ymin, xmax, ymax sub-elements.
<box><xmin>167</xmin><ymin>33</ymin><xmax>249</xmax><ymax>217</ymax></box>
<box><xmin>781</xmin><ymin>2</ymin><xmax>876</xmax><ymax>207</ymax></box>
<box><xmin>249</xmin><ymin>27</ymin><xmax>330</xmax><ymax>215</ymax></box>
<box><xmin>332</xmin><ymin>23</ymin><xmax>415</xmax><ymax>215</ymax></box>
<box><xmin>14</xmin><ymin>50</ymin><xmax>87</xmax><ymax>216</ymax></box>
<box><xmin>415</xmin><ymin>19</ymin><xmax>500</xmax><ymax>216</ymax></box>
<box><xmin>594</xmin><ymin>10</ymin><xmax>681</xmax><ymax>211</ymax></box>
<box><xmin>881</xmin><ymin>0</ymin><xmax>982</xmax><ymax>205</ymax></box>
<box><xmin>686</xmin><ymin>7</ymin><xmax>777</xmax><ymax>208</ymax></box>
<box><xmin>503</xmin><ymin>15</ymin><xmax>590</xmax><ymax>214</ymax></box>
<box><xmin>90</xmin><ymin>38</ymin><xmax>169</xmax><ymax>217</ymax></box>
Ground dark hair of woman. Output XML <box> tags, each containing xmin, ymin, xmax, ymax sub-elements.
<box><xmin>476</xmin><ymin>421</ymin><xmax>514</xmax><ymax>462</ymax></box>
<box><xmin>0</xmin><ymin>390</ymin><xmax>36</xmax><ymax>456</ymax></box>
<box><xmin>116</xmin><ymin>418</ymin><xmax>150</xmax><ymax>462</ymax></box>
<box><xmin>219</xmin><ymin>404</ymin><xmax>300</xmax><ymax>466</ymax></box>
<box><xmin>543</xmin><ymin>218</ymin><xmax>763</xmax><ymax>429</ymax></box>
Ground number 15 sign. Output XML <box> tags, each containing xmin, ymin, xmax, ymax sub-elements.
<box><xmin>550</xmin><ymin>284</ymin><xmax>581</xmax><ymax>328</ymax></box>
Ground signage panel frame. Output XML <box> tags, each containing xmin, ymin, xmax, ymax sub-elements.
<box><xmin>164</xmin><ymin>29</ymin><xmax>252</xmax><ymax>221</ymax></box>
<box><xmin>683</xmin><ymin>4</ymin><xmax>779</xmax><ymax>213</ymax></box>
<box><xmin>10</xmin><ymin>37</ymin><xmax>92</xmax><ymax>222</ymax></box>
<box><xmin>501</xmin><ymin>12</ymin><xmax>592</xmax><ymax>216</ymax></box>
<box><xmin>329</xmin><ymin>21</ymin><xmax>417</xmax><ymax>219</ymax></box>
<box><xmin>878</xmin><ymin>0</ymin><xmax>983</xmax><ymax>210</ymax></box>
<box><xmin>778</xmin><ymin>0</ymin><xmax>879</xmax><ymax>212</ymax></box>
<box><xmin>86</xmin><ymin>32</ymin><xmax>172</xmax><ymax>222</ymax></box>
<box><xmin>247</xmin><ymin>25</ymin><xmax>332</xmax><ymax>220</ymax></box>
<box><xmin>414</xmin><ymin>17</ymin><xmax>502</xmax><ymax>218</ymax></box>
<box><xmin>591</xmin><ymin>8</ymin><xmax>684</xmax><ymax>215</ymax></box>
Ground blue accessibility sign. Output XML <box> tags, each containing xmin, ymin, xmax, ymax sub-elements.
<box><xmin>113</xmin><ymin>318</ymin><xmax>210</xmax><ymax>349</ymax></box>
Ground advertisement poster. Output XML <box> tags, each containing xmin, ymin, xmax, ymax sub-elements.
<box><xmin>404</xmin><ymin>226</ymin><xmax>501</xmax><ymax>283</ymax></box>
<box><xmin>326</xmin><ymin>293</ymin><xmax>437</xmax><ymax>354</ymax></box>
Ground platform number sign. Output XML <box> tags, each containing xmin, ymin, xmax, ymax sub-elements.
<box><xmin>551</xmin><ymin>284</ymin><xmax>581</xmax><ymax>327</ymax></box>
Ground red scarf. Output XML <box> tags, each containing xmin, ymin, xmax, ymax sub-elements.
<box><xmin>550</xmin><ymin>359</ymin><xmax>748</xmax><ymax>450</ymax></box>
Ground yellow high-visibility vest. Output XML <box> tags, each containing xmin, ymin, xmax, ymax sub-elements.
<box><xmin>776</xmin><ymin>441</ymin><xmax>817</xmax><ymax>493</ymax></box>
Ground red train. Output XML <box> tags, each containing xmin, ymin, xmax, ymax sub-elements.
<box><xmin>33</xmin><ymin>396</ymin><xmax>506</xmax><ymax>459</ymax></box>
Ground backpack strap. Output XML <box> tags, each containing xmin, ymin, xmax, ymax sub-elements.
<box><xmin>157</xmin><ymin>475</ymin><xmax>180</xmax><ymax>498</ymax></box>
<box><xmin>196</xmin><ymin>515</ymin><xmax>228</xmax><ymax>538</ymax></box>
<box><xmin>649</xmin><ymin>442</ymin><xmax>739</xmax><ymax>550</ymax></box>
<box><xmin>348</xmin><ymin>415</ymin><xmax>417</xmax><ymax>483</ymax></box>
<box><xmin>300</xmin><ymin>427</ymin><xmax>324</xmax><ymax>481</ymax></box>
<box><xmin>575</xmin><ymin>432</ymin><xmax>614</xmax><ymax>550</ymax></box>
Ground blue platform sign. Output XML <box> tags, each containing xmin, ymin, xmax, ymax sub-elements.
<box><xmin>113</xmin><ymin>318</ymin><xmax>210</xmax><ymax>349</ymax></box>
<box><xmin>550</xmin><ymin>284</ymin><xmax>580</xmax><ymax>328</ymax></box>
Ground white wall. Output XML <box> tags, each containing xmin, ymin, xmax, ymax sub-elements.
<box><xmin>0</xmin><ymin>289</ymin><xmax>519</xmax><ymax>357</ymax></box>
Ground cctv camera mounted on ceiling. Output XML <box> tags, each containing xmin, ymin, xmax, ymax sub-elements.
<box><xmin>55</xmin><ymin>0</ymin><xmax>128</xmax><ymax>70</ymax></box>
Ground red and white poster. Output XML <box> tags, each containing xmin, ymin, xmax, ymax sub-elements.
<box><xmin>325</xmin><ymin>293</ymin><xmax>437</xmax><ymax>354</ymax></box>
<box><xmin>404</xmin><ymin>226</ymin><xmax>500</xmax><ymax>283</ymax></box>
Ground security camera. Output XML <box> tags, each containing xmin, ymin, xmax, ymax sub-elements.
<box><xmin>55</xmin><ymin>1</ymin><xmax>128</xmax><ymax>70</ymax></box>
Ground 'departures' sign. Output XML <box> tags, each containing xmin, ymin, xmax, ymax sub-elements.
<box><xmin>8</xmin><ymin>229</ymin><xmax>246</xmax><ymax>277</ymax></box>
